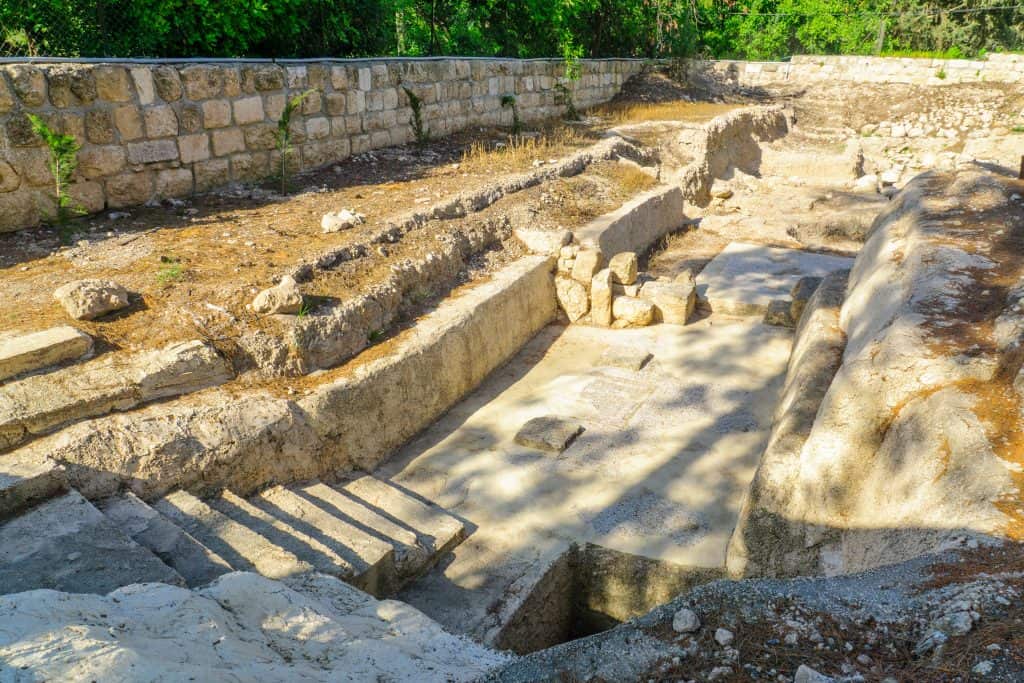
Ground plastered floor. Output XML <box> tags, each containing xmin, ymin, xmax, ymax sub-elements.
<box><xmin>378</xmin><ymin>315</ymin><xmax>793</xmax><ymax>640</ymax></box>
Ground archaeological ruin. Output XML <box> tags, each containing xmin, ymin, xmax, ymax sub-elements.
<box><xmin>0</xmin><ymin>52</ymin><xmax>1023</xmax><ymax>682</ymax></box>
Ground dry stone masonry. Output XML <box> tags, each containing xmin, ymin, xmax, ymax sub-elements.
<box><xmin>0</xmin><ymin>58</ymin><xmax>642</xmax><ymax>232</ymax></box>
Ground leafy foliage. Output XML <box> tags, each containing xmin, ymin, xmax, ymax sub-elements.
<box><xmin>1</xmin><ymin>0</ymin><xmax>1022</xmax><ymax>60</ymax></box>
<box><xmin>403</xmin><ymin>86</ymin><xmax>429</xmax><ymax>145</ymax></box>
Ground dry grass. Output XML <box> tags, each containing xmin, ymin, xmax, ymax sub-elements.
<box><xmin>593</xmin><ymin>101</ymin><xmax>738</xmax><ymax>124</ymax></box>
<box><xmin>605</xmin><ymin>163</ymin><xmax>657</xmax><ymax>195</ymax></box>
<box><xmin>458</xmin><ymin>127</ymin><xmax>591</xmax><ymax>175</ymax></box>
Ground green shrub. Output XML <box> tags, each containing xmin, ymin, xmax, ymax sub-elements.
<box><xmin>276</xmin><ymin>89</ymin><xmax>315</xmax><ymax>194</ymax></box>
<box><xmin>27</xmin><ymin>113</ymin><xmax>82</xmax><ymax>236</ymax></box>
<box><xmin>403</xmin><ymin>86</ymin><xmax>429</xmax><ymax>145</ymax></box>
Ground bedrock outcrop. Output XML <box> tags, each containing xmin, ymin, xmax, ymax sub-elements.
<box><xmin>728</xmin><ymin>170</ymin><xmax>1024</xmax><ymax>578</ymax></box>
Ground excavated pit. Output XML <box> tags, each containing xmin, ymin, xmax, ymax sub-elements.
<box><xmin>4</xmin><ymin>66</ymin><xmax>1024</xmax><ymax>680</ymax></box>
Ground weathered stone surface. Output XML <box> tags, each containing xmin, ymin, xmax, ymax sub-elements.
<box><xmin>790</xmin><ymin>275</ymin><xmax>823</xmax><ymax>324</ymax></box>
<box><xmin>0</xmin><ymin>326</ymin><xmax>92</xmax><ymax>382</ymax></box>
<box><xmin>608</xmin><ymin>252</ymin><xmax>638</xmax><ymax>285</ymax></box>
<box><xmin>127</xmin><ymin>139</ymin><xmax>179</xmax><ymax>165</ymax></box>
<box><xmin>598</xmin><ymin>346</ymin><xmax>652</xmax><ymax>371</ymax></box>
<box><xmin>763</xmin><ymin>299</ymin><xmax>794</xmax><ymax>327</ymax></box>
<box><xmin>0</xmin><ymin>340</ymin><xmax>231</xmax><ymax>450</ymax></box>
<box><xmin>53</xmin><ymin>279</ymin><xmax>129</xmax><ymax>320</ymax></box>
<box><xmin>591</xmin><ymin>268</ymin><xmax>614</xmax><ymax>326</ymax></box>
<box><xmin>179</xmin><ymin>65</ymin><xmax>223</xmax><ymax>100</ymax></box>
<box><xmin>515</xmin><ymin>228</ymin><xmax>572</xmax><ymax>255</ymax></box>
<box><xmin>0</xmin><ymin>489</ymin><xmax>183</xmax><ymax>594</ymax></box>
<box><xmin>729</xmin><ymin>172</ymin><xmax>1024</xmax><ymax>579</ymax></box>
<box><xmin>555</xmin><ymin>275</ymin><xmax>589</xmax><ymax>322</ymax></box>
<box><xmin>0</xmin><ymin>452</ymin><xmax>66</xmax><ymax>519</ymax></box>
<box><xmin>233</xmin><ymin>95</ymin><xmax>265</xmax><ymax>124</ymax></box>
<box><xmin>576</xmin><ymin>185</ymin><xmax>685</xmax><ymax>257</ymax></box>
<box><xmin>152</xmin><ymin>65</ymin><xmax>183</xmax><ymax>101</ymax></box>
<box><xmin>252</xmin><ymin>275</ymin><xmax>303</xmax><ymax>315</ymax></box>
<box><xmin>612</xmin><ymin>295</ymin><xmax>655</xmax><ymax>327</ymax></box>
<box><xmin>514</xmin><ymin>415</ymin><xmax>584</xmax><ymax>453</ymax></box>
<box><xmin>639</xmin><ymin>280</ymin><xmax>696</xmax><ymax>325</ymax></box>
<box><xmin>7</xmin><ymin>65</ymin><xmax>47</xmax><ymax>106</ymax></box>
<box><xmin>321</xmin><ymin>208</ymin><xmax>365</xmax><ymax>233</ymax></box>
<box><xmin>143</xmin><ymin>104</ymin><xmax>178</xmax><ymax>137</ymax></box>
<box><xmin>571</xmin><ymin>249</ymin><xmax>604</xmax><ymax>285</ymax></box>
<box><xmin>93</xmin><ymin>66</ymin><xmax>133</xmax><ymax>102</ymax></box>
<box><xmin>100</xmin><ymin>491</ymin><xmax>232</xmax><ymax>587</ymax></box>
<box><xmin>697</xmin><ymin>242</ymin><xmax>853</xmax><ymax>316</ymax></box>
<box><xmin>178</xmin><ymin>133</ymin><xmax>211</xmax><ymax>164</ymax></box>
<box><xmin>0</xmin><ymin>571</ymin><xmax>509</xmax><ymax>681</ymax></box>
<box><xmin>106</xmin><ymin>171</ymin><xmax>154</xmax><ymax>207</ymax></box>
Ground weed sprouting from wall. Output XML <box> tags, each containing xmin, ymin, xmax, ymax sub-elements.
<box><xmin>403</xmin><ymin>86</ymin><xmax>429</xmax><ymax>144</ymax></box>
<box><xmin>276</xmin><ymin>89</ymin><xmax>316</xmax><ymax>194</ymax></box>
<box><xmin>555</xmin><ymin>83</ymin><xmax>580</xmax><ymax>121</ymax></box>
<box><xmin>501</xmin><ymin>94</ymin><xmax>522</xmax><ymax>135</ymax></box>
<box><xmin>27</xmin><ymin>113</ymin><xmax>82</xmax><ymax>241</ymax></box>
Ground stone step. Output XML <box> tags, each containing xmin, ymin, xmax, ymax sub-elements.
<box><xmin>210</xmin><ymin>489</ymin><xmax>373</xmax><ymax>588</ymax></box>
<box><xmin>0</xmin><ymin>326</ymin><xmax>93</xmax><ymax>383</ymax></box>
<box><xmin>154</xmin><ymin>490</ymin><xmax>311</xmax><ymax>580</ymax></box>
<box><xmin>99</xmin><ymin>491</ymin><xmax>232</xmax><ymax>587</ymax></box>
<box><xmin>248</xmin><ymin>485</ymin><xmax>395</xmax><ymax>596</ymax></box>
<box><xmin>0</xmin><ymin>489</ymin><xmax>184</xmax><ymax>594</ymax></box>
<box><xmin>0</xmin><ymin>452</ymin><xmax>66</xmax><ymax>520</ymax></box>
<box><xmin>0</xmin><ymin>340</ymin><xmax>232</xmax><ymax>451</ymax></box>
<box><xmin>341</xmin><ymin>475</ymin><xmax>466</xmax><ymax>569</ymax></box>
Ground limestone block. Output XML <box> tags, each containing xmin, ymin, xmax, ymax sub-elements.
<box><xmin>306</xmin><ymin>117</ymin><xmax>330</xmax><ymax>140</ymax></box>
<box><xmin>639</xmin><ymin>280</ymin><xmax>696</xmax><ymax>325</ymax></box>
<box><xmin>243</xmin><ymin>123</ymin><xmax>278</xmax><ymax>151</ymax></box>
<box><xmin>609</xmin><ymin>252</ymin><xmax>639</xmax><ymax>285</ymax></box>
<box><xmin>0</xmin><ymin>75</ymin><xmax>13</xmax><ymax>112</ymax></box>
<box><xmin>202</xmin><ymin>99</ymin><xmax>232</xmax><ymax>128</ymax></box>
<box><xmin>144</xmin><ymin>105</ymin><xmax>178</xmax><ymax>138</ymax></box>
<box><xmin>211</xmin><ymin>128</ymin><xmax>245</xmax><ymax>157</ymax></box>
<box><xmin>79</xmin><ymin>146</ymin><xmax>126</xmax><ymax>179</ymax></box>
<box><xmin>180</xmin><ymin>65</ymin><xmax>223</xmax><ymax>100</ymax></box>
<box><xmin>94</xmin><ymin>66</ymin><xmax>133</xmax><ymax>102</ymax></box>
<box><xmin>321</xmin><ymin>209</ymin><xmax>365</xmax><ymax>233</ymax></box>
<box><xmin>612</xmin><ymin>296</ymin><xmax>655</xmax><ymax>328</ymax></box>
<box><xmin>233</xmin><ymin>96</ymin><xmax>265</xmax><ymax>125</ymax></box>
<box><xmin>8</xmin><ymin>65</ymin><xmax>47</xmax><ymax>106</ymax></box>
<box><xmin>325</xmin><ymin>93</ymin><xmax>347</xmax><ymax>116</ymax></box>
<box><xmin>598</xmin><ymin>346</ymin><xmax>652</xmax><ymax>371</ymax></box>
<box><xmin>0</xmin><ymin>161</ymin><xmax>18</xmax><ymax>193</ymax></box>
<box><xmin>127</xmin><ymin>140</ymin><xmax>178</xmax><ymax>165</ymax></box>
<box><xmin>53</xmin><ymin>279</ymin><xmax>130</xmax><ymax>321</ymax></box>
<box><xmin>85</xmin><ymin>110</ymin><xmax>116</xmax><ymax>144</ymax></box>
<box><xmin>571</xmin><ymin>249</ymin><xmax>604</xmax><ymax>286</ymax></box>
<box><xmin>177</xmin><ymin>103</ymin><xmax>202</xmax><ymax>133</ymax></box>
<box><xmin>514</xmin><ymin>416</ymin><xmax>584</xmax><ymax>453</ymax></box>
<box><xmin>154</xmin><ymin>168</ymin><xmax>193</xmax><ymax>198</ymax></box>
<box><xmin>178</xmin><ymin>134</ymin><xmax>211</xmax><ymax>164</ymax></box>
<box><xmin>194</xmin><ymin>159</ymin><xmax>229</xmax><ymax>192</ymax></box>
<box><xmin>790</xmin><ymin>276</ymin><xmax>823</xmax><ymax>324</ymax></box>
<box><xmin>130</xmin><ymin>67</ymin><xmax>155</xmax><ymax>104</ymax></box>
<box><xmin>105</xmin><ymin>171</ymin><xmax>153</xmax><ymax>208</ymax></box>
<box><xmin>68</xmin><ymin>181</ymin><xmax>105</xmax><ymax>214</ymax></box>
<box><xmin>555</xmin><ymin>275</ymin><xmax>589</xmax><ymax>323</ymax></box>
<box><xmin>152</xmin><ymin>66</ymin><xmax>183</xmax><ymax>101</ymax></box>
<box><xmin>763</xmin><ymin>299</ymin><xmax>794</xmax><ymax>328</ymax></box>
<box><xmin>514</xmin><ymin>228</ymin><xmax>572</xmax><ymax>256</ymax></box>
<box><xmin>252</xmin><ymin>276</ymin><xmax>304</xmax><ymax>315</ymax></box>
<box><xmin>113</xmin><ymin>105</ymin><xmax>144</xmax><ymax>141</ymax></box>
<box><xmin>591</xmin><ymin>268</ymin><xmax>614</xmax><ymax>327</ymax></box>
<box><xmin>0</xmin><ymin>326</ymin><xmax>93</xmax><ymax>382</ymax></box>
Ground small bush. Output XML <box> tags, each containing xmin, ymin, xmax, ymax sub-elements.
<box><xmin>403</xmin><ymin>86</ymin><xmax>429</xmax><ymax>145</ymax></box>
<box><xmin>276</xmin><ymin>89</ymin><xmax>315</xmax><ymax>194</ymax></box>
<box><xmin>27</xmin><ymin>113</ymin><xmax>82</xmax><ymax>238</ymax></box>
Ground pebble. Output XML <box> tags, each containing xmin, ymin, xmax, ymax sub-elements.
<box><xmin>793</xmin><ymin>664</ymin><xmax>835</xmax><ymax>682</ymax></box>
<box><xmin>672</xmin><ymin>608</ymin><xmax>701</xmax><ymax>633</ymax></box>
<box><xmin>714</xmin><ymin>628</ymin><xmax>734</xmax><ymax>646</ymax></box>
<box><xmin>972</xmin><ymin>660</ymin><xmax>994</xmax><ymax>675</ymax></box>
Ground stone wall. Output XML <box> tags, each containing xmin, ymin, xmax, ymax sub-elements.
<box><xmin>0</xmin><ymin>58</ymin><xmax>643</xmax><ymax>232</ymax></box>
<box><xmin>683</xmin><ymin>52</ymin><xmax>1024</xmax><ymax>89</ymax></box>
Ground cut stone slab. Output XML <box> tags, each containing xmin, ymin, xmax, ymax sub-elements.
<box><xmin>341</xmin><ymin>475</ymin><xmax>466</xmax><ymax>567</ymax></box>
<box><xmin>639</xmin><ymin>280</ymin><xmax>696</xmax><ymax>325</ymax></box>
<box><xmin>0</xmin><ymin>326</ymin><xmax>93</xmax><ymax>382</ymax></box>
<box><xmin>0</xmin><ymin>340</ymin><xmax>231</xmax><ymax>450</ymax></box>
<box><xmin>248</xmin><ymin>484</ymin><xmax>395</xmax><ymax>596</ymax></box>
<box><xmin>209</xmin><ymin>489</ymin><xmax>357</xmax><ymax>581</ymax></box>
<box><xmin>764</xmin><ymin>299</ymin><xmax>795</xmax><ymax>327</ymax></box>
<box><xmin>514</xmin><ymin>416</ymin><xmax>585</xmax><ymax>453</ymax></box>
<box><xmin>696</xmin><ymin>242</ymin><xmax>853</xmax><ymax>316</ymax></box>
<box><xmin>598</xmin><ymin>346</ymin><xmax>653</xmax><ymax>371</ymax></box>
<box><xmin>154</xmin><ymin>489</ymin><xmax>311</xmax><ymax>580</ymax></box>
<box><xmin>100</xmin><ymin>491</ymin><xmax>232</xmax><ymax>587</ymax></box>
<box><xmin>0</xmin><ymin>452</ymin><xmax>66</xmax><ymax>519</ymax></box>
<box><xmin>612</xmin><ymin>295</ymin><xmax>655</xmax><ymax>328</ymax></box>
<box><xmin>0</xmin><ymin>489</ymin><xmax>184</xmax><ymax>594</ymax></box>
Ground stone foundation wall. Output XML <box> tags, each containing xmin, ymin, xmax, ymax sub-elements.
<box><xmin>683</xmin><ymin>53</ymin><xmax>1024</xmax><ymax>89</ymax></box>
<box><xmin>0</xmin><ymin>57</ymin><xmax>643</xmax><ymax>232</ymax></box>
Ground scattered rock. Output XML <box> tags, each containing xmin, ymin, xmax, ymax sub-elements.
<box><xmin>591</xmin><ymin>269</ymin><xmax>614</xmax><ymax>327</ymax></box>
<box><xmin>608</xmin><ymin>252</ymin><xmax>639</xmax><ymax>286</ymax></box>
<box><xmin>639</xmin><ymin>280</ymin><xmax>696</xmax><ymax>325</ymax></box>
<box><xmin>252</xmin><ymin>275</ymin><xmax>303</xmax><ymax>315</ymax></box>
<box><xmin>794</xmin><ymin>664</ymin><xmax>834</xmax><ymax>683</ymax></box>
<box><xmin>672</xmin><ymin>608</ymin><xmax>700</xmax><ymax>633</ymax></box>
<box><xmin>515</xmin><ymin>228</ymin><xmax>572</xmax><ymax>255</ymax></box>
<box><xmin>764</xmin><ymin>299</ymin><xmax>794</xmax><ymax>327</ymax></box>
<box><xmin>853</xmin><ymin>174</ymin><xmax>878</xmax><ymax>192</ymax></box>
<box><xmin>714</xmin><ymin>628</ymin><xmax>734</xmax><ymax>646</ymax></box>
<box><xmin>514</xmin><ymin>416</ymin><xmax>584</xmax><ymax>453</ymax></box>
<box><xmin>611</xmin><ymin>296</ymin><xmax>655</xmax><ymax>328</ymax></box>
<box><xmin>53</xmin><ymin>279</ymin><xmax>130</xmax><ymax>321</ymax></box>
<box><xmin>598</xmin><ymin>346</ymin><xmax>652</xmax><ymax>372</ymax></box>
<box><xmin>571</xmin><ymin>249</ymin><xmax>604</xmax><ymax>286</ymax></box>
<box><xmin>973</xmin><ymin>660</ymin><xmax>994</xmax><ymax>675</ymax></box>
<box><xmin>555</xmin><ymin>275</ymin><xmax>590</xmax><ymax>323</ymax></box>
<box><xmin>320</xmin><ymin>209</ymin><xmax>365</xmax><ymax>233</ymax></box>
